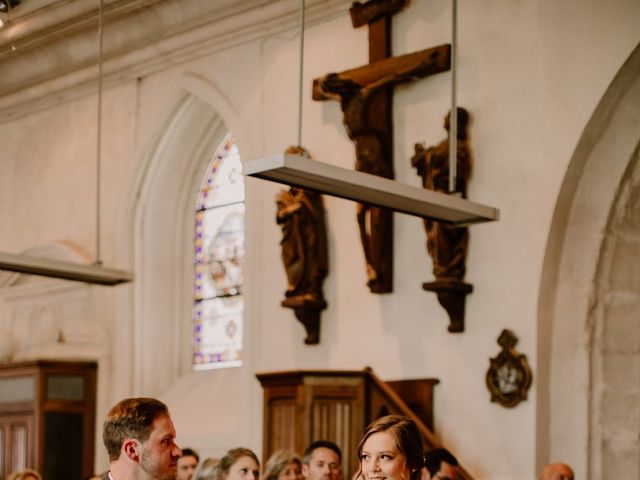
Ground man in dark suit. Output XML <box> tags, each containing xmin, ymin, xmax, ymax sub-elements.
<box><xmin>102</xmin><ymin>397</ymin><xmax>183</xmax><ymax>480</ymax></box>
<box><xmin>424</xmin><ymin>448</ymin><xmax>459</xmax><ymax>480</ymax></box>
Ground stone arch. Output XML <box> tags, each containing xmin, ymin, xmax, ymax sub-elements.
<box><xmin>126</xmin><ymin>73</ymin><xmax>256</xmax><ymax>395</ymax></box>
<box><xmin>122</xmin><ymin>74</ymin><xmax>263</xmax><ymax>452</ymax></box>
<box><xmin>537</xmin><ymin>42</ymin><xmax>640</xmax><ymax>479</ymax></box>
<box><xmin>588</xmin><ymin>144</ymin><xmax>640</xmax><ymax>478</ymax></box>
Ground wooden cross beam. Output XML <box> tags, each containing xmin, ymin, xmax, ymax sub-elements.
<box><xmin>313</xmin><ymin>0</ymin><xmax>451</xmax><ymax>294</ymax></box>
<box><xmin>312</xmin><ymin>45</ymin><xmax>451</xmax><ymax>101</ymax></box>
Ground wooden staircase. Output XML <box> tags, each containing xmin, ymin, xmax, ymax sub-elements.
<box><xmin>256</xmin><ymin>368</ymin><xmax>473</xmax><ymax>480</ymax></box>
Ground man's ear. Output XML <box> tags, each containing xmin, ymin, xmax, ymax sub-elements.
<box><xmin>123</xmin><ymin>439</ymin><xmax>140</xmax><ymax>462</ymax></box>
<box><xmin>302</xmin><ymin>464</ymin><xmax>310</xmax><ymax>478</ymax></box>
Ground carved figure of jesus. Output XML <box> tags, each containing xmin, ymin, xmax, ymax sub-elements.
<box><xmin>411</xmin><ymin>107</ymin><xmax>472</xmax><ymax>280</ymax></box>
<box><xmin>318</xmin><ymin>55</ymin><xmax>444</xmax><ymax>292</ymax></box>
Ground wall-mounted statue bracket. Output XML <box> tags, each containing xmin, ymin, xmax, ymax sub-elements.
<box><xmin>277</xmin><ymin>146</ymin><xmax>329</xmax><ymax>345</ymax></box>
<box><xmin>412</xmin><ymin>107</ymin><xmax>473</xmax><ymax>332</ymax></box>
<box><xmin>422</xmin><ymin>280</ymin><xmax>472</xmax><ymax>333</ymax></box>
<box><xmin>313</xmin><ymin>0</ymin><xmax>451</xmax><ymax>294</ymax></box>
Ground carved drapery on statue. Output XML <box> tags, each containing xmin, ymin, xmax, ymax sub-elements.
<box><xmin>277</xmin><ymin>146</ymin><xmax>328</xmax><ymax>344</ymax></box>
<box><xmin>313</xmin><ymin>0</ymin><xmax>451</xmax><ymax>294</ymax></box>
<box><xmin>411</xmin><ymin>107</ymin><xmax>473</xmax><ymax>333</ymax></box>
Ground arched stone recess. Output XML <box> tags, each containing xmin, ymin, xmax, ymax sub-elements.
<box><xmin>131</xmin><ymin>92</ymin><xmax>229</xmax><ymax>395</ymax></box>
<box><xmin>127</xmin><ymin>75</ymin><xmax>262</xmax><ymax>451</ymax></box>
<box><xmin>537</xmin><ymin>42</ymin><xmax>640</xmax><ymax>479</ymax></box>
<box><xmin>588</xmin><ymin>144</ymin><xmax>640</xmax><ymax>479</ymax></box>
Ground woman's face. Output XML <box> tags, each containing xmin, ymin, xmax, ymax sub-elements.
<box><xmin>227</xmin><ymin>456</ymin><xmax>260</xmax><ymax>480</ymax></box>
<box><xmin>360</xmin><ymin>431</ymin><xmax>409</xmax><ymax>480</ymax></box>
<box><xmin>277</xmin><ymin>462</ymin><xmax>303</xmax><ymax>480</ymax></box>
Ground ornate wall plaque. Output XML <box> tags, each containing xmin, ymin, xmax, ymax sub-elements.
<box><xmin>486</xmin><ymin>329</ymin><xmax>532</xmax><ymax>408</ymax></box>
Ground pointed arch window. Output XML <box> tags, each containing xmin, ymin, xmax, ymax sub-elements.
<box><xmin>193</xmin><ymin>134</ymin><xmax>245</xmax><ymax>370</ymax></box>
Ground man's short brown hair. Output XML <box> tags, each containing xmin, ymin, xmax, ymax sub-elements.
<box><xmin>103</xmin><ymin>397</ymin><xmax>169</xmax><ymax>461</ymax></box>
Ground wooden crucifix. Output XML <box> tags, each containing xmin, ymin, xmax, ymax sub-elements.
<box><xmin>313</xmin><ymin>0</ymin><xmax>451</xmax><ymax>294</ymax></box>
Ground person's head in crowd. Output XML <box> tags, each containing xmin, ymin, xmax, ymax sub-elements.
<box><xmin>264</xmin><ymin>450</ymin><xmax>303</xmax><ymax>480</ymax></box>
<box><xmin>302</xmin><ymin>440</ymin><xmax>342</xmax><ymax>480</ymax></box>
<box><xmin>86</xmin><ymin>472</ymin><xmax>108</xmax><ymax>480</ymax></box>
<box><xmin>7</xmin><ymin>469</ymin><xmax>43</xmax><ymax>480</ymax></box>
<box><xmin>193</xmin><ymin>457</ymin><xmax>221</xmax><ymax>480</ymax></box>
<box><xmin>356</xmin><ymin>415</ymin><xmax>424</xmax><ymax>480</ymax></box>
<box><xmin>217</xmin><ymin>448</ymin><xmax>260</xmax><ymax>480</ymax></box>
<box><xmin>178</xmin><ymin>448</ymin><xmax>201</xmax><ymax>480</ymax></box>
<box><xmin>103</xmin><ymin>397</ymin><xmax>182</xmax><ymax>480</ymax></box>
<box><xmin>539</xmin><ymin>463</ymin><xmax>574</xmax><ymax>480</ymax></box>
<box><xmin>424</xmin><ymin>448</ymin><xmax>459</xmax><ymax>480</ymax></box>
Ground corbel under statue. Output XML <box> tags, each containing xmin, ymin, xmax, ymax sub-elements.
<box><xmin>412</xmin><ymin>107</ymin><xmax>473</xmax><ymax>332</ymax></box>
<box><xmin>276</xmin><ymin>146</ymin><xmax>329</xmax><ymax>345</ymax></box>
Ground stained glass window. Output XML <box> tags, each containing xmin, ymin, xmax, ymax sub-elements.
<box><xmin>193</xmin><ymin>134</ymin><xmax>245</xmax><ymax>370</ymax></box>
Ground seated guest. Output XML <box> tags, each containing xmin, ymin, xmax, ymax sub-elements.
<box><xmin>217</xmin><ymin>448</ymin><xmax>261</xmax><ymax>480</ymax></box>
<box><xmin>424</xmin><ymin>448</ymin><xmax>459</xmax><ymax>480</ymax></box>
<box><xmin>264</xmin><ymin>451</ymin><xmax>303</xmax><ymax>480</ymax></box>
<box><xmin>194</xmin><ymin>457</ymin><xmax>221</xmax><ymax>480</ymax></box>
<box><xmin>356</xmin><ymin>415</ymin><xmax>424</xmax><ymax>480</ymax></box>
<box><xmin>7</xmin><ymin>470</ymin><xmax>42</xmax><ymax>480</ymax></box>
<box><xmin>102</xmin><ymin>397</ymin><xmax>183</xmax><ymax>480</ymax></box>
<box><xmin>86</xmin><ymin>473</ymin><xmax>109</xmax><ymax>480</ymax></box>
<box><xmin>302</xmin><ymin>440</ymin><xmax>342</xmax><ymax>480</ymax></box>
<box><xmin>539</xmin><ymin>463</ymin><xmax>574</xmax><ymax>480</ymax></box>
<box><xmin>179</xmin><ymin>448</ymin><xmax>201</xmax><ymax>480</ymax></box>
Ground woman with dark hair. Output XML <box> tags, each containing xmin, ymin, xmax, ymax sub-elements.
<box><xmin>263</xmin><ymin>450</ymin><xmax>303</xmax><ymax>480</ymax></box>
<box><xmin>217</xmin><ymin>448</ymin><xmax>261</xmax><ymax>480</ymax></box>
<box><xmin>356</xmin><ymin>415</ymin><xmax>424</xmax><ymax>480</ymax></box>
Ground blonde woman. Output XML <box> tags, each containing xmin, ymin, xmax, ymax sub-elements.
<box><xmin>8</xmin><ymin>469</ymin><xmax>43</xmax><ymax>480</ymax></box>
<box><xmin>263</xmin><ymin>451</ymin><xmax>303</xmax><ymax>480</ymax></box>
<box><xmin>193</xmin><ymin>457</ymin><xmax>221</xmax><ymax>480</ymax></box>
<box><xmin>217</xmin><ymin>448</ymin><xmax>260</xmax><ymax>480</ymax></box>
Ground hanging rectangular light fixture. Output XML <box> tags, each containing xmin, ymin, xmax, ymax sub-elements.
<box><xmin>0</xmin><ymin>0</ymin><xmax>133</xmax><ymax>287</ymax></box>
<box><xmin>0</xmin><ymin>252</ymin><xmax>133</xmax><ymax>285</ymax></box>
<box><xmin>242</xmin><ymin>153</ymin><xmax>499</xmax><ymax>225</ymax></box>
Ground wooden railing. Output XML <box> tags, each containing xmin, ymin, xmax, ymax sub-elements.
<box><xmin>257</xmin><ymin>368</ymin><xmax>473</xmax><ymax>480</ymax></box>
<box><xmin>364</xmin><ymin>368</ymin><xmax>473</xmax><ymax>480</ymax></box>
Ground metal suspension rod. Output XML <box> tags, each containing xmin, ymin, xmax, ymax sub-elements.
<box><xmin>449</xmin><ymin>0</ymin><xmax>458</xmax><ymax>193</ymax></box>
<box><xmin>95</xmin><ymin>0</ymin><xmax>104</xmax><ymax>264</ymax></box>
<box><xmin>296</xmin><ymin>0</ymin><xmax>305</xmax><ymax>148</ymax></box>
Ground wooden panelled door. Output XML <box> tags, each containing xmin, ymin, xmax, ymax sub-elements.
<box><xmin>0</xmin><ymin>413</ymin><xmax>34</xmax><ymax>480</ymax></box>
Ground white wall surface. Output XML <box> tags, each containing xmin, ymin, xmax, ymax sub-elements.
<box><xmin>0</xmin><ymin>0</ymin><xmax>639</xmax><ymax>478</ymax></box>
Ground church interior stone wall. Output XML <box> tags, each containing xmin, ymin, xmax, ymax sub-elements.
<box><xmin>0</xmin><ymin>1</ymin><xmax>639</xmax><ymax>478</ymax></box>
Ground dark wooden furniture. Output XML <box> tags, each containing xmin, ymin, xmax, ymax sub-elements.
<box><xmin>256</xmin><ymin>368</ymin><xmax>454</xmax><ymax>480</ymax></box>
<box><xmin>0</xmin><ymin>360</ymin><xmax>97</xmax><ymax>480</ymax></box>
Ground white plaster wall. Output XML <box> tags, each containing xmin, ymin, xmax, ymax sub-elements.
<box><xmin>0</xmin><ymin>0</ymin><xmax>639</xmax><ymax>478</ymax></box>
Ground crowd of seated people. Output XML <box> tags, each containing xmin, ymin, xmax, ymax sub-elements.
<box><xmin>11</xmin><ymin>396</ymin><xmax>573</xmax><ymax>480</ymax></box>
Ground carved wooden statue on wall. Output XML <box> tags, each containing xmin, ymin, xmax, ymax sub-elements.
<box><xmin>277</xmin><ymin>146</ymin><xmax>329</xmax><ymax>344</ymax></box>
<box><xmin>411</xmin><ymin>107</ymin><xmax>473</xmax><ymax>332</ymax></box>
<box><xmin>313</xmin><ymin>0</ymin><xmax>451</xmax><ymax>294</ymax></box>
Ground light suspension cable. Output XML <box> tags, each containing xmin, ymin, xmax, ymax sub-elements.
<box><xmin>95</xmin><ymin>0</ymin><xmax>104</xmax><ymax>265</ymax></box>
<box><xmin>296</xmin><ymin>0</ymin><xmax>305</xmax><ymax>148</ymax></box>
<box><xmin>448</xmin><ymin>0</ymin><xmax>457</xmax><ymax>193</ymax></box>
